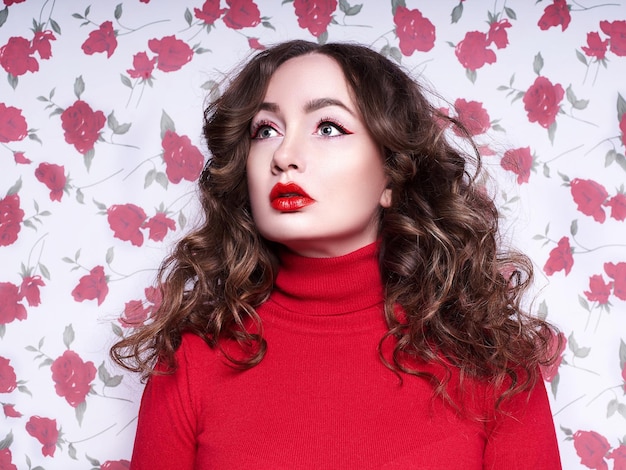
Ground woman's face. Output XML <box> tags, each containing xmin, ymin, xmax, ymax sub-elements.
<box><xmin>246</xmin><ymin>53</ymin><xmax>391</xmax><ymax>258</ymax></box>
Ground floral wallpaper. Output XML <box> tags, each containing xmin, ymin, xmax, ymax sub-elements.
<box><xmin>1</xmin><ymin>0</ymin><xmax>625</xmax><ymax>469</ymax></box>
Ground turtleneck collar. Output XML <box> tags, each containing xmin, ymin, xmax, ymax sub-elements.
<box><xmin>269</xmin><ymin>242</ymin><xmax>384</xmax><ymax>316</ymax></box>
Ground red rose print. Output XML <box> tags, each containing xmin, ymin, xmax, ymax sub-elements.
<box><xmin>162</xmin><ymin>130</ymin><xmax>205</xmax><ymax>184</ymax></box>
<box><xmin>570</xmin><ymin>178</ymin><xmax>608</xmax><ymax>223</ymax></box>
<box><xmin>0</xmin><ymin>36</ymin><xmax>38</xmax><ymax>76</ymax></box>
<box><xmin>583</xmin><ymin>274</ymin><xmax>612</xmax><ymax>304</ymax></box>
<box><xmin>455</xmin><ymin>31</ymin><xmax>496</xmax><ymax>71</ymax></box>
<box><xmin>600</xmin><ymin>20</ymin><xmax>626</xmax><ymax>57</ymax></box>
<box><xmin>605</xmin><ymin>193</ymin><xmax>626</xmax><ymax>221</ymax></box>
<box><xmin>487</xmin><ymin>19</ymin><xmax>512</xmax><ymax>49</ymax></box>
<box><xmin>120</xmin><ymin>299</ymin><xmax>149</xmax><ymax>327</ymax></box>
<box><xmin>144</xmin><ymin>212</ymin><xmax>176</xmax><ymax>242</ymax></box>
<box><xmin>0</xmin><ymin>103</ymin><xmax>28</xmax><ymax>143</ymax></box>
<box><xmin>582</xmin><ymin>32</ymin><xmax>608</xmax><ymax>60</ymax></box>
<box><xmin>623</xmin><ymin>365</ymin><xmax>626</xmax><ymax>393</ymax></box>
<box><xmin>543</xmin><ymin>236</ymin><xmax>573</xmax><ymax>276</ymax></box>
<box><xmin>0</xmin><ymin>194</ymin><xmax>25</xmax><ymax>247</ymax></box>
<box><xmin>51</xmin><ymin>350</ymin><xmax>96</xmax><ymax>407</ymax></box>
<box><xmin>608</xmin><ymin>445</ymin><xmax>626</xmax><ymax>470</ymax></box>
<box><xmin>35</xmin><ymin>162</ymin><xmax>66</xmax><ymax>202</ymax></box>
<box><xmin>620</xmin><ymin>113</ymin><xmax>626</xmax><ymax>148</ymax></box>
<box><xmin>127</xmin><ymin>52</ymin><xmax>156</xmax><ymax>79</ymax></box>
<box><xmin>604</xmin><ymin>262</ymin><xmax>626</xmax><ymax>301</ymax></box>
<box><xmin>107</xmin><ymin>203</ymin><xmax>147</xmax><ymax>246</ymax></box>
<box><xmin>538</xmin><ymin>0</ymin><xmax>571</xmax><ymax>32</ymax></box>
<box><xmin>501</xmin><ymin>147</ymin><xmax>533</xmax><ymax>184</ymax></box>
<box><xmin>453</xmin><ymin>99</ymin><xmax>490</xmax><ymax>136</ymax></box>
<box><xmin>148</xmin><ymin>36</ymin><xmax>193</xmax><ymax>72</ymax></box>
<box><xmin>0</xmin><ymin>448</ymin><xmax>17</xmax><ymax>470</ymax></box>
<box><xmin>0</xmin><ymin>356</ymin><xmax>17</xmax><ymax>393</ymax></box>
<box><xmin>573</xmin><ymin>430</ymin><xmax>610</xmax><ymax>470</ymax></box>
<box><xmin>3</xmin><ymin>403</ymin><xmax>22</xmax><ymax>418</ymax></box>
<box><xmin>223</xmin><ymin>0</ymin><xmax>261</xmax><ymax>29</ymax></box>
<box><xmin>31</xmin><ymin>30</ymin><xmax>56</xmax><ymax>60</ymax></box>
<box><xmin>523</xmin><ymin>76</ymin><xmax>564</xmax><ymax>129</ymax></box>
<box><xmin>13</xmin><ymin>151</ymin><xmax>30</xmax><ymax>164</ymax></box>
<box><xmin>248</xmin><ymin>37</ymin><xmax>265</xmax><ymax>50</ymax></box>
<box><xmin>101</xmin><ymin>460</ymin><xmax>131</xmax><ymax>470</ymax></box>
<box><xmin>81</xmin><ymin>21</ymin><xmax>118</xmax><ymax>58</ymax></box>
<box><xmin>60</xmin><ymin>100</ymin><xmax>106</xmax><ymax>154</ymax></box>
<box><xmin>71</xmin><ymin>265</ymin><xmax>109</xmax><ymax>305</ymax></box>
<box><xmin>145</xmin><ymin>285</ymin><xmax>162</xmax><ymax>307</ymax></box>
<box><xmin>4</xmin><ymin>0</ymin><xmax>26</xmax><ymax>4</ymax></box>
<box><xmin>394</xmin><ymin>6</ymin><xmax>436</xmax><ymax>56</ymax></box>
<box><xmin>0</xmin><ymin>282</ymin><xmax>27</xmax><ymax>324</ymax></box>
<box><xmin>19</xmin><ymin>275</ymin><xmax>45</xmax><ymax>307</ymax></box>
<box><xmin>25</xmin><ymin>416</ymin><xmax>58</xmax><ymax>457</ymax></box>
<box><xmin>540</xmin><ymin>331</ymin><xmax>566</xmax><ymax>382</ymax></box>
<box><xmin>194</xmin><ymin>0</ymin><xmax>225</xmax><ymax>25</ymax></box>
<box><xmin>293</xmin><ymin>0</ymin><xmax>337</xmax><ymax>38</ymax></box>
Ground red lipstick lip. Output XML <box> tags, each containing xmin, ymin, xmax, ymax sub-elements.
<box><xmin>269</xmin><ymin>182</ymin><xmax>314</xmax><ymax>211</ymax></box>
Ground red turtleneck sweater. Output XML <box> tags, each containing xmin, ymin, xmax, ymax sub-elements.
<box><xmin>130</xmin><ymin>243</ymin><xmax>561</xmax><ymax>469</ymax></box>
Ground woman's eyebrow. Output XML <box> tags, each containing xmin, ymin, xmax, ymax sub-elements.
<box><xmin>305</xmin><ymin>98</ymin><xmax>354</xmax><ymax>115</ymax></box>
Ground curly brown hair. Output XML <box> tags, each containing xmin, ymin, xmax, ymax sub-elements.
<box><xmin>111</xmin><ymin>40</ymin><xmax>559</xmax><ymax>409</ymax></box>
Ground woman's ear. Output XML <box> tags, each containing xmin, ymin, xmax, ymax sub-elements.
<box><xmin>380</xmin><ymin>187</ymin><xmax>392</xmax><ymax>208</ymax></box>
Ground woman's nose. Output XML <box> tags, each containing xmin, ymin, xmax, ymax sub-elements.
<box><xmin>271</xmin><ymin>132</ymin><xmax>306</xmax><ymax>174</ymax></box>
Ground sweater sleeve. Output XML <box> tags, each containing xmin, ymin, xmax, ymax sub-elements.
<box><xmin>130</xmin><ymin>339</ymin><xmax>198</xmax><ymax>470</ymax></box>
<box><xmin>483</xmin><ymin>376</ymin><xmax>562</xmax><ymax>469</ymax></box>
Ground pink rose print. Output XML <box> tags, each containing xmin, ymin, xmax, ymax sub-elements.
<box><xmin>582</xmin><ymin>32</ymin><xmax>608</xmax><ymax>60</ymax></box>
<box><xmin>71</xmin><ymin>265</ymin><xmax>109</xmax><ymax>305</ymax></box>
<box><xmin>248</xmin><ymin>37</ymin><xmax>265</xmax><ymax>50</ymax></box>
<box><xmin>501</xmin><ymin>147</ymin><xmax>533</xmax><ymax>184</ymax></box>
<box><xmin>540</xmin><ymin>331</ymin><xmax>566</xmax><ymax>382</ymax></box>
<box><xmin>13</xmin><ymin>151</ymin><xmax>30</xmax><ymax>164</ymax></box>
<box><xmin>620</xmin><ymin>113</ymin><xmax>626</xmax><ymax>148</ymax></box>
<box><xmin>19</xmin><ymin>275</ymin><xmax>45</xmax><ymax>307</ymax></box>
<box><xmin>538</xmin><ymin>0</ymin><xmax>571</xmax><ymax>32</ymax></box>
<box><xmin>608</xmin><ymin>445</ymin><xmax>626</xmax><ymax>470</ymax></box>
<box><xmin>544</xmin><ymin>236</ymin><xmax>573</xmax><ymax>276</ymax></box>
<box><xmin>223</xmin><ymin>0</ymin><xmax>261</xmax><ymax>30</ymax></box>
<box><xmin>454</xmin><ymin>31</ymin><xmax>496</xmax><ymax>71</ymax></box>
<box><xmin>293</xmin><ymin>0</ymin><xmax>337</xmax><ymax>38</ymax></box>
<box><xmin>573</xmin><ymin>430</ymin><xmax>610</xmax><ymax>470</ymax></box>
<box><xmin>570</xmin><ymin>178</ymin><xmax>608</xmax><ymax>223</ymax></box>
<box><xmin>144</xmin><ymin>212</ymin><xmax>176</xmax><ymax>242</ymax></box>
<box><xmin>0</xmin><ymin>103</ymin><xmax>28</xmax><ymax>143</ymax></box>
<box><xmin>394</xmin><ymin>6</ymin><xmax>436</xmax><ymax>56</ymax></box>
<box><xmin>0</xmin><ymin>36</ymin><xmax>38</xmax><ymax>76</ymax></box>
<box><xmin>101</xmin><ymin>461</ymin><xmax>131</xmax><ymax>470</ymax></box>
<box><xmin>194</xmin><ymin>0</ymin><xmax>225</xmax><ymax>25</ymax></box>
<box><xmin>600</xmin><ymin>20</ymin><xmax>626</xmax><ymax>57</ymax></box>
<box><xmin>148</xmin><ymin>36</ymin><xmax>193</xmax><ymax>72</ymax></box>
<box><xmin>51</xmin><ymin>350</ymin><xmax>96</xmax><ymax>407</ymax></box>
<box><xmin>3</xmin><ymin>403</ymin><xmax>22</xmax><ymax>418</ymax></box>
<box><xmin>60</xmin><ymin>100</ymin><xmax>106</xmax><ymax>154</ymax></box>
<box><xmin>25</xmin><ymin>416</ymin><xmax>59</xmax><ymax>457</ymax></box>
<box><xmin>31</xmin><ymin>30</ymin><xmax>56</xmax><ymax>60</ymax></box>
<box><xmin>0</xmin><ymin>194</ymin><xmax>25</xmax><ymax>247</ymax></box>
<box><xmin>605</xmin><ymin>193</ymin><xmax>626</xmax><ymax>221</ymax></box>
<box><xmin>0</xmin><ymin>282</ymin><xmax>27</xmax><ymax>324</ymax></box>
<box><xmin>487</xmin><ymin>19</ymin><xmax>512</xmax><ymax>49</ymax></box>
<box><xmin>584</xmin><ymin>274</ymin><xmax>612</xmax><ymax>304</ymax></box>
<box><xmin>453</xmin><ymin>99</ymin><xmax>490</xmax><ymax>136</ymax></box>
<box><xmin>35</xmin><ymin>162</ymin><xmax>66</xmax><ymax>202</ymax></box>
<box><xmin>127</xmin><ymin>52</ymin><xmax>156</xmax><ymax>80</ymax></box>
<box><xmin>0</xmin><ymin>356</ymin><xmax>17</xmax><ymax>393</ymax></box>
<box><xmin>81</xmin><ymin>21</ymin><xmax>118</xmax><ymax>58</ymax></box>
<box><xmin>604</xmin><ymin>262</ymin><xmax>626</xmax><ymax>301</ymax></box>
<box><xmin>0</xmin><ymin>449</ymin><xmax>17</xmax><ymax>470</ymax></box>
<box><xmin>523</xmin><ymin>76</ymin><xmax>564</xmax><ymax>129</ymax></box>
<box><xmin>107</xmin><ymin>204</ymin><xmax>147</xmax><ymax>246</ymax></box>
<box><xmin>120</xmin><ymin>286</ymin><xmax>162</xmax><ymax>327</ymax></box>
<box><xmin>162</xmin><ymin>130</ymin><xmax>205</xmax><ymax>184</ymax></box>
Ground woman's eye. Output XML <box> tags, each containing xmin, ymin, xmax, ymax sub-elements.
<box><xmin>317</xmin><ymin>122</ymin><xmax>345</xmax><ymax>137</ymax></box>
<box><xmin>252</xmin><ymin>125</ymin><xmax>279</xmax><ymax>139</ymax></box>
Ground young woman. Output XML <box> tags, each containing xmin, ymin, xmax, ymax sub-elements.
<box><xmin>112</xmin><ymin>40</ymin><xmax>562</xmax><ymax>469</ymax></box>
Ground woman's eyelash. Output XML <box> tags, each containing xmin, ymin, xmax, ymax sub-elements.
<box><xmin>250</xmin><ymin>120</ymin><xmax>275</xmax><ymax>138</ymax></box>
<box><xmin>317</xmin><ymin>118</ymin><xmax>352</xmax><ymax>135</ymax></box>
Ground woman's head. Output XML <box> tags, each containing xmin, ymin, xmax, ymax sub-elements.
<box><xmin>202</xmin><ymin>40</ymin><xmax>460</xmax><ymax>257</ymax></box>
